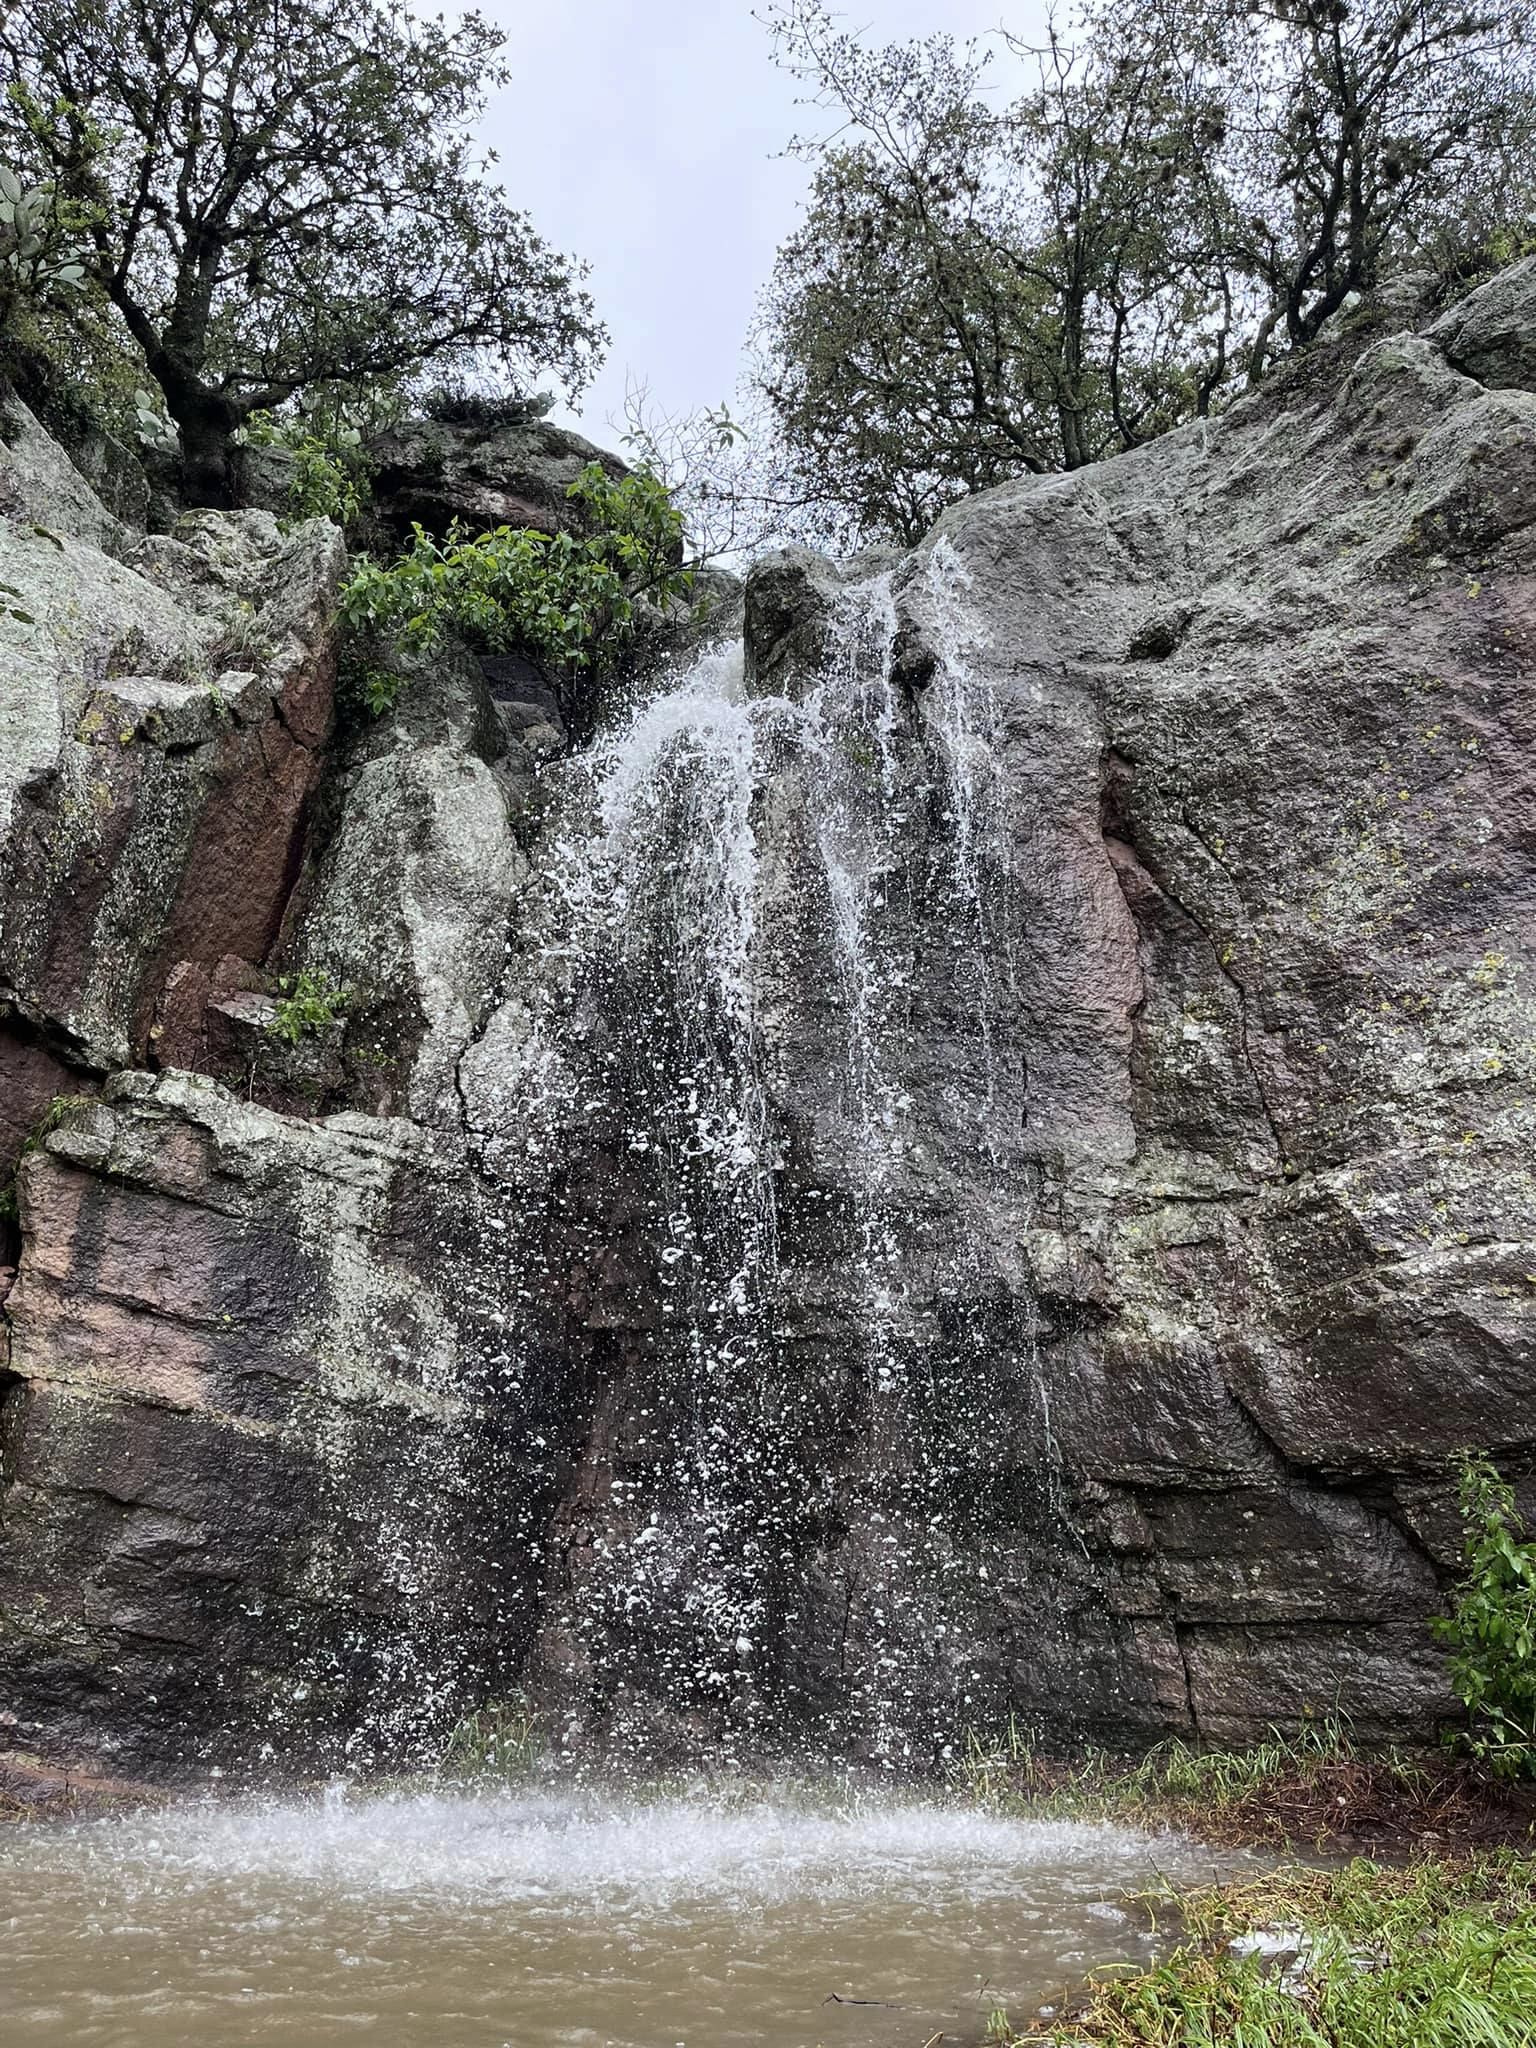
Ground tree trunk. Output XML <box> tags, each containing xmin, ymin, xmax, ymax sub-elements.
<box><xmin>163</xmin><ymin>384</ymin><xmax>242</xmax><ymax>509</ymax></box>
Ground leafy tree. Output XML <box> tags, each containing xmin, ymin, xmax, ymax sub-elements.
<box><xmin>759</xmin><ymin>3</ymin><xmax>1243</xmax><ymax>545</ymax></box>
<box><xmin>1200</xmin><ymin>0</ymin><xmax>1536</xmax><ymax>372</ymax></box>
<box><xmin>0</xmin><ymin>0</ymin><xmax>605</xmax><ymax>503</ymax></box>
<box><xmin>759</xmin><ymin>0</ymin><xmax>1536</xmax><ymax>547</ymax></box>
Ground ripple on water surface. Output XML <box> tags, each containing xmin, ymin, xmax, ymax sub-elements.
<box><xmin>0</xmin><ymin>1784</ymin><xmax>1242</xmax><ymax>2048</ymax></box>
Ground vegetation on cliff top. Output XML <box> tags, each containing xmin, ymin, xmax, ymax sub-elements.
<box><xmin>339</xmin><ymin>460</ymin><xmax>697</xmax><ymax>712</ymax></box>
<box><xmin>0</xmin><ymin>0</ymin><xmax>713</xmax><ymax>709</ymax></box>
<box><xmin>5</xmin><ymin>0</ymin><xmax>1534</xmax><ymax>573</ymax></box>
<box><xmin>744</xmin><ymin>0</ymin><xmax>1536</xmax><ymax>546</ymax></box>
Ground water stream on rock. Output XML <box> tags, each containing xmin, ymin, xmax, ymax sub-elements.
<box><xmin>451</xmin><ymin>542</ymin><xmax>1053</xmax><ymax>1767</ymax></box>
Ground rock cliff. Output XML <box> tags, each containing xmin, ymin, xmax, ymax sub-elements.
<box><xmin>3</xmin><ymin>266</ymin><xmax>1536</xmax><ymax>1777</ymax></box>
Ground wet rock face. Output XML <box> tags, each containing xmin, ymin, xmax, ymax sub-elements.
<box><xmin>499</xmin><ymin>278</ymin><xmax>1536</xmax><ymax>1757</ymax></box>
<box><xmin>743</xmin><ymin>304</ymin><xmax>1536</xmax><ymax>1743</ymax></box>
<box><xmin>0</xmin><ymin>397</ymin><xmax>543</xmax><ymax>1772</ymax></box>
<box><xmin>0</xmin><ymin>1076</ymin><xmax>515</xmax><ymax>1775</ymax></box>
<box><xmin>5</xmin><ymin>268</ymin><xmax>1536</xmax><ymax>1776</ymax></box>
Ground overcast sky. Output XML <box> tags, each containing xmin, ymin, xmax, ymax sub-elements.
<box><xmin>476</xmin><ymin>1</ymin><xmax>1046</xmax><ymax>442</ymax></box>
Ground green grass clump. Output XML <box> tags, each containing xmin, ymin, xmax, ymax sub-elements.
<box><xmin>957</xmin><ymin>1710</ymin><xmax>1354</xmax><ymax>1803</ymax></box>
<box><xmin>438</xmin><ymin>1695</ymin><xmax>542</xmax><ymax>1780</ymax></box>
<box><xmin>1006</xmin><ymin>1856</ymin><xmax>1536</xmax><ymax>2046</ymax></box>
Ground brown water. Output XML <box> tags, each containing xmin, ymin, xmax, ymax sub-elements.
<box><xmin>0</xmin><ymin>1782</ymin><xmax>1246</xmax><ymax>2047</ymax></box>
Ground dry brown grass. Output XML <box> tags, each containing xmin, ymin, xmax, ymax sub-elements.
<box><xmin>955</xmin><ymin>1717</ymin><xmax>1536</xmax><ymax>1857</ymax></box>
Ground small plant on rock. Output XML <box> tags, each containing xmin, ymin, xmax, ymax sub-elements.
<box><xmin>268</xmin><ymin>971</ymin><xmax>350</xmax><ymax>1047</ymax></box>
<box><xmin>238</xmin><ymin>411</ymin><xmax>368</xmax><ymax>529</ymax></box>
<box><xmin>33</xmin><ymin>1093</ymin><xmax>96</xmax><ymax>1139</ymax></box>
<box><xmin>0</xmin><ymin>579</ymin><xmax>36</xmax><ymax>628</ymax></box>
<box><xmin>439</xmin><ymin>1695</ymin><xmax>542</xmax><ymax>1779</ymax></box>
<box><xmin>1435</xmin><ymin>1454</ymin><xmax>1536</xmax><ymax>1779</ymax></box>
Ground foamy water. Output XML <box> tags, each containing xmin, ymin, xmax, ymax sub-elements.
<box><xmin>0</xmin><ymin>1784</ymin><xmax>1243</xmax><ymax>2047</ymax></box>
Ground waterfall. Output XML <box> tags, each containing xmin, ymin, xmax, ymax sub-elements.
<box><xmin>444</xmin><ymin>541</ymin><xmax>1060</xmax><ymax>1767</ymax></box>
<box><xmin>460</xmin><ymin>642</ymin><xmax>795</xmax><ymax>1757</ymax></box>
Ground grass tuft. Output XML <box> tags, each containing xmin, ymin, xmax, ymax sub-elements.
<box><xmin>1003</xmin><ymin>1855</ymin><xmax>1536</xmax><ymax>2046</ymax></box>
<box><xmin>437</xmin><ymin>1695</ymin><xmax>542</xmax><ymax>1780</ymax></box>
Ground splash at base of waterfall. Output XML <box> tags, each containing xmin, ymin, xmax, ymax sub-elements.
<box><xmin>0</xmin><ymin>1780</ymin><xmax>1257</xmax><ymax>2048</ymax></box>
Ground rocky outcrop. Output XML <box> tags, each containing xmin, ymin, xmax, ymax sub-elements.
<box><xmin>4</xmin><ymin>267</ymin><xmax>1536</xmax><ymax>1777</ymax></box>
<box><xmin>0</xmin><ymin>393</ymin><xmax>346</xmax><ymax>1080</ymax></box>
<box><xmin>0</xmin><ymin>364</ymin><xmax>591</xmax><ymax>1772</ymax></box>
<box><xmin>727</xmin><ymin>298</ymin><xmax>1536</xmax><ymax>1744</ymax></box>
<box><xmin>364</xmin><ymin>410</ymin><xmax>626</xmax><ymax>547</ymax></box>
<box><xmin>0</xmin><ymin>1074</ymin><xmax>507</xmax><ymax>1774</ymax></box>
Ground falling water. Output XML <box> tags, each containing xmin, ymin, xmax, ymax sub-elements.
<box><xmin>459</xmin><ymin>642</ymin><xmax>797</xmax><ymax>1756</ymax></box>
<box><xmin>440</xmin><ymin>539</ymin><xmax>1065</xmax><ymax>1767</ymax></box>
<box><xmin>0</xmin><ymin>542</ymin><xmax>1198</xmax><ymax>2048</ymax></box>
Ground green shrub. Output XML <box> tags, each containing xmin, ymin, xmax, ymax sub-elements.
<box><xmin>287</xmin><ymin>438</ymin><xmax>364</xmax><ymax>528</ymax></box>
<box><xmin>0</xmin><ymin>156</ymin><xmax>136</xmax><ymax>458</ymax></box>
<box><xmin>0</xmin><ymin>280</ymin><xmax>156</xmax><ymax>459</ymax></box>
<box><xmin>1435</xmin><ymin>1455</ymin><xmax>1536</xmax><ymax>1779</ymax></box>
<box><xmin>239</xmin><ymin>409</ymin><xmax>368</xmax><ymax>528</ymax></box>
<box><xmin>268</xmin><ymin>971</ymin><xmax>349</xmax><ymax>1046</ymax></box>
<box><xmin>355</xmin><ymin>661</ymin><xmax>410</xmax><ymax>718</ymax></box>
<box><xmin>0</xmin><ymin>160</ymin><xmax>88</xmax><ymax>331</ymax></box>
<box><xmin>338</xmin><ymin>460</ymin><xmax>694</xmax><ymax>712</ymax></box>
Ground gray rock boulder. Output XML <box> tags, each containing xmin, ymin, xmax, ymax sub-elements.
<box><xmin>711</xmin><ymin>277</ymin><xmax>1536</xmax><ymax>1744</ymax></box>
<box><xmin>366</xmin><ymin>411</ymin><xmax>626</xmax><ymax>546</ymax></box>
<box><xmin>1425</xmin><ymin>254</ymin><xmax>1536</xmax><ymax>393</ymax></box>
<box><xmin>0</xmin><ymin>452</ymin><xmax>346</xmax><ymax>1077</ymax></box>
